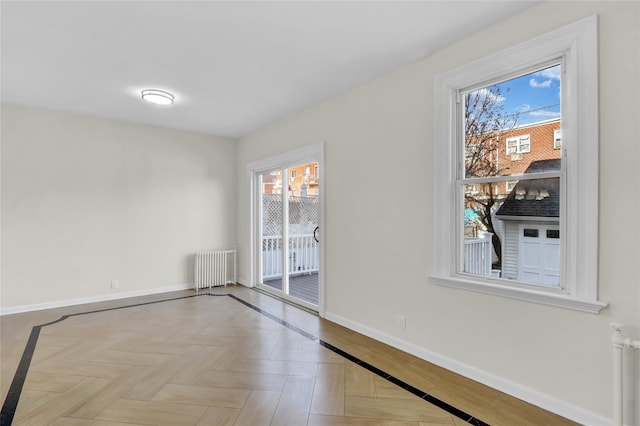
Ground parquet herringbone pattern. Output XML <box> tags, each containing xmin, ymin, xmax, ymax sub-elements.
<box><xmin>1</xmin><ymin>287</ymin><xmax>578</xmax><ymax>426</ymax></box>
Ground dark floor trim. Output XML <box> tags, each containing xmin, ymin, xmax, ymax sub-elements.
<box><xmin>1</xmin><ymin>326</ymin><xmax>40</xmax><ymax>426</ymax></box>
<box><xmin>1</xmin><ymin>292</ymin><xmax>488</xmax><ymax>426</ymax></box>
<box><xmin>0</xmin><ymin>294</ymin><xmax>198</xmax><ymax>426</ymax></box>
<box><xmin>228</xmin><ymin>293</ymin><xmax>489</xmax><ymax>426</ymax></box>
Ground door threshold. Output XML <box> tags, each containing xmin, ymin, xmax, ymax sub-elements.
<box><xmin>252</xmin><ymin>286</ymin><xmax>318</xmax><ymax>316</ymax></box>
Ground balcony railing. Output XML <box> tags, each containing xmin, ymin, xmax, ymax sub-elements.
<box><xmin>263</xmin><ymin>233</ymin><xmax>491</xmax><ymax>279</ymax></box>
<box><xmin>262</xmin><ymin>234</ymin><xmax>319</xmax><ymax>279</ymax></box>
<box><xmin>464</xmin><ymin>233</ymin><xmax>493</xmax><ymax>276</ymax></box>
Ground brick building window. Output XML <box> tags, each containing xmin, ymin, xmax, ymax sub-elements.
<box><xmin>554</xmin><ymin>129</ymin><xmax>562</xmax><ymax>149</ymax></box>
<box><xmin>506</xmin><ymin>134</ymin><xmax>531</xmax><ymax>154</ymax></box>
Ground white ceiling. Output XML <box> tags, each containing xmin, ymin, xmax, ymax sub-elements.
<box><xmin>1</xmin><ymin>1</ymin><xmax>538</xmax><ymax>139</ymax></box>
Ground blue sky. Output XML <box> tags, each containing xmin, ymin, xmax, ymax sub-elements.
<box><xmin>495</xmin><ymin>64</ymin><xmax>561</xmax><ymax>126</ymax></box>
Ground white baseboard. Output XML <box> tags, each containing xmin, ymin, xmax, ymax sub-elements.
<box><xmin>324</xmin><ymin>311</ymin><xmax>610</xmax><ymax>426</ymax></box>
<box><xmin>0</xmin><ymin>284</ymin><xmax>193</xmax><ymax>316</ymax></box>
<box><xmin>236</xmin><ymin>277</ymin><xmax>251</xmax><ymax>287</ymax></box>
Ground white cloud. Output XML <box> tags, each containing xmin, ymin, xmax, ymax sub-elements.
<box><xmin>529</xmin><ymin>109</ymin><xmax>561</xmax><ymax>118</ymax></box>
<box><xmin>535</xmin><ymin>65</ymin><xmax>561</xmax><ymax>81</ymax></box>
<box><xmin>529</xmin><ymin>78</ymin><xmax>552</xmax><ymax>88</ymax></box>
<box><xmin>469</xmin><ymin>87</ymin><xmax>505</xmax><ymax>104</ymax></box>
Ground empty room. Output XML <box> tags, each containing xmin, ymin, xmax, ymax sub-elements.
<box><xmin>1</xmin><ymin>1</ymin><xmax>639</xmax><ymax>425</ymax></box>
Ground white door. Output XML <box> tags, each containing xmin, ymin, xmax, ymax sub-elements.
<box><xmin>518</xmin><ymin>224</ymin><xmax>560</xmax><ymax>286</ymax></box>
<box><xmin>257</xmin><ymin>164</ymin><xmax>320</xmax><ymax>306</ymax></box>
<box><xmin>248</xmin><ymin>144</ymin><xmax>324</xmax><ymax>314</ymax></box>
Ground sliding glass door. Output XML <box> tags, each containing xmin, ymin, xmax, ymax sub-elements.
<box><xmin>256</xmin><ymin>162</ymin><xmax>320</xmax><ymax>308</ymax></box>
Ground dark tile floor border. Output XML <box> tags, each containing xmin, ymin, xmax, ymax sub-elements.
<box><xmin>1</xmin><ymin>293</ymin><xmax>489</xmax><ymax>426</ymax></box>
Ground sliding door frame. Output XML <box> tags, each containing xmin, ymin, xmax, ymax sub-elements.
<box><xmin>247</xmin><ymin>143</ymin><xmax>325</xmax><ymax>316</ymax></box>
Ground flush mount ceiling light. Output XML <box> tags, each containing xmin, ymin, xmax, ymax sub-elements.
<box><xmin>141</xmin><ymin>89</ymin><xmax>174</xmax><ymax>105</ymax></box>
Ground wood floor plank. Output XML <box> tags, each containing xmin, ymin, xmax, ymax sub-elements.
<box><xmin>151</xmin><ymin>383</ymin><xmax>251</xmax><ymax>408</ymax></box>
<box><xmin>10</xmin><ymin>389</ymin><xmax>58</xmax><ymax>417</ymax></box>
<box><xmin>345</xmin><ymin>362</ymin><xmax>376</xmax><ymax>397</ymax></box>
<box><xmin>373</xmin><ymin>377</ymin><xmax>418</xmax><ymax>400</ymax></box>
<box><xmin>196</xmin><ymin>370</ymin><xmax>288</xmax><ymax>391</ymax></box>
<box><xmin>269</xmin><ymin>348</ymin><xmax>345</xmax><ymax>364</ymax></box>
<box><xmin>168</xmin><ymin>345</ymin><xmax>229</xmax><ymax>385</ymax></box>
<box><xmin>52</xmin><ymin>416</ymin><xmax>148</xmax><ymax>426</ymax></box>
<box><xmin>270</xmin><ymin>375</ymin><xmax>316</xmax><ymax>426</ymax></box>
<box><xmin>66</xmin><ymin>366</ymin><xmax>151</xmax><ymax>419</ymax></box>
<box><xmin>95</xmin><ymin>398</ymin><xmax>208</xmax><ymax>425</ymax></box>
<box><xmin>308</xmin><ymin>414</ymin><xmax>420</xmax><ymax>425</ymax></box>
<box><xmin>22</xmin><ymin>371</ymin><xmax>85</xmax><ymax>393</ymax></box>
<box><xmin>29</xmin><ymin>338</ymin><xmax>103</xmax><ymax>369</ymax></box>
<box><xmin>82</xmin><ymin>349</ymin><xmax>176</xmax><ymax>366</ymax></box>
<box><xmin>232</xmin><ymin>358</ymin><xmax>319</xmax><ymax>376</ymax></box>
<box><xmin>359</xmin><ymin>351</ymin><xmax>437</xmax><ymax>394</ymax></box>
<box><xmin>140</xmin><ymin>349</ymin><xmax>235</xmax><ymax>401</ymax></box>
<box><xmin>232</xmin><ymin>390</ymin><xmax>281</xmax><ymax>426</ymax></box>
<box><xmin>310</xmin><ymin>363</ymin><xmax>345</xmax><ymax>416</ymax></box>
<box><xmin>345</xmin><ymin>395</ymin><xmax>454</xmax><ymax>424</ymax></box>
<box><xmin>130</xmin><ymin>341</ymin><xmax>207</xmax><ymax>355</ymax></box>
<box><xmin>483</xmin><ymin>392</ymin><xmax>578</xmax><ymax>426</ymax></box>
<box><xmin>196</xmin><ymin>407</ymin><xmax>240</xmax><ymax>426</ymax></box>
<box><xmin>30</xmin><ymin>359</ymin><xmax>131</xmax><ymax>379</ymax></box>
<box><xmin>14</xmin><ymin>377</ymin><xmax>110</xmax><ymax>425</ymax></box>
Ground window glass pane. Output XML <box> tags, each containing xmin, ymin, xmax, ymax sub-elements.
<box><xmin>463</xmin><ymin>183</ymin><xmax>497</xmax><ymax>276</ymax></box>
<box><xmin>462</xmin><ymin>65</ymin><xmax>562</xmax><ymax>285</ymax></box>
<box><xmin>464</xmin><ymin>65</ymin><xmax>562</xmax><ymax>179</ymax></box>
<box><xmin>547</xmin><ymin>229</ymin><xmax>560</xmax><ymax>239</ymax></box>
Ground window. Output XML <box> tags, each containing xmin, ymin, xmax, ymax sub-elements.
<box><xmin>523</xmin><ymin>229</ymin><xmax>539</xmax><ymax>238</ymax></box>
<box><xmin>433</xmin><ymin>16</ymin><xmax>605</xmax><ymax>313</ymax></box>
<box><xmin>463</xmin><ymin>67</ymin><xmax>561</xmax><ymax>286</ymax></box>
<box><xmin>291</xmin><ymin>169</ymin><xmax>297</xmax><ymax>179</ymax></box>
<box><xmin>465</xmin><ymin>143</ymin><xmax>480</xmax><ymax>158</ymax></box>
<box><xmin>554</xmin><ymin>129</ymin><xmax>562</xmax><ymax>149</ymax></box>
<box><xmin>468</xmin><ymin>184</ymin><xmax>482</xmax><ymax>195</ymax></box>
<box><xmin>506</xmin><ymin>135</ymin><xmax>531</xmax><ymax>154</ymax></box>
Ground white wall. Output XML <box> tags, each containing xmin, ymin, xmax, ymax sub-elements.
<box><xmin>237</xmin><ymin>2</ymin><xmax>639</xmax><ymax>424</ymax></box>
<box><xmin>1</xmin><ymin>104</ymin><xmax>237</xmax><ymax>311</ymax></box>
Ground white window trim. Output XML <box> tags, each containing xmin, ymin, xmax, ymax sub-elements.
<box><xmin>554</xmin><ymin>128</ymin><xmax>562</xmax><ymax>149</ymax></box>
<box><xmin>506</xmin><ymin>134</ymin><xmax>531</xmax><ymax>154</ymax></box>
<box><xmin>432</xmin><ymin>16</ymin><xmax>606</xmax><ymax>314</ymax></box>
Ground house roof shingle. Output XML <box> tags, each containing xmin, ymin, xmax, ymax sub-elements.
<box><xmin>495</xmin><ymin>159</ymin><xmax>560</xmax><ymax>219</ymax></box>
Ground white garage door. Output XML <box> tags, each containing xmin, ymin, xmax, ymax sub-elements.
<box><xmin>518</xmin><ymin>224</ymin><xmax>560</xmax><ymax>286</ymax></box>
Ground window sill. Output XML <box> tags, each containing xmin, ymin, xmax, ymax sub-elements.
<box><xmin>429</xmin><ymin>275</ymin><xmax>607</xmax><ymax>314</ymax></box>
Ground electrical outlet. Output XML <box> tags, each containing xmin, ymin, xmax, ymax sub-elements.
<box><xmin>397</xmin><ymin>314</ymin><xmax>406</xmax><ymax>331</ymax></box>
<box><xmin>111</xmin><ymin>280</ymin><xmax>119</xmax><ymax>289</ymax></box>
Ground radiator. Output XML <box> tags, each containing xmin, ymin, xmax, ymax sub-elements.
<box><xmin>194</xmin><ymin>249</ymin><xmax>237</xmax><ymax>290</ymax></box>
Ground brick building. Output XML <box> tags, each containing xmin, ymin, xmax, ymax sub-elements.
<box><xmin>465</xmin><ymin>117</ymin><xmax>561</xmax><ymax>199</ymax></box>
<box><xmin>261</xmin><ymin>162</ymin><xmax>319</xmax><ymax>197</ymax></box>
<box><xmin>497</xmin><ymin>118</ymin><xmax>561</xmax><ymax>195</ymax></box>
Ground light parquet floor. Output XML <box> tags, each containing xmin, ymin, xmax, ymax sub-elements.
<box><xmin>1</xmin><ymin>286</ymin><xmax>578</xmax><ymax>426</ymax></box>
